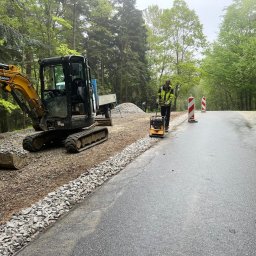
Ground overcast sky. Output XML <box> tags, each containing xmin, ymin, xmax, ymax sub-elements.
<box><xmin>136</xmin><ymin>0</ymin><xmax>234</xmax><ymax>42</ymax></box>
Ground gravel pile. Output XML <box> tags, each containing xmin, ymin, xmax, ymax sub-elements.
<box><xmin>0</xmin><ymin>136</ymin><xmax>158</xmax><ymax>256</ymax></box>
<box><xmin>112</xmin><ymin>102</ymin><xmax>145</xmax><ymax>114</ymax></box>
<box><xmin>0</xmin><ymin>133</ymin><xmax>28</xmax><ymax>156</ymax></box>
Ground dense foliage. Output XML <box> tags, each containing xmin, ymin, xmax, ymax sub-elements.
<box><xmin>0</xmin><ymin>99</ymin><xmax>30</xmax><ymax>132</ymax></box>
<box><xmin>0</xmin><ymin>0</ymin><xmax>150</xmax><ymax>105</ymax></box>
<box><xmin>201</xmin><ymin>0</ymin><xmax>256</xmax><ymax>110</ymax></box>
<box><xmin>144</xmin><ymin>0</ymin><xmax>206</xmax><ymax>110</ymax></box>
<box><xmin>0</xmin><ymin>0</ymin><xmax>152</xmax><ymax>132</ymax></box>
<box><xmin>1</xmin><ymin>0</ymin><xmax>255</xmax><ymax>132</ymax></box>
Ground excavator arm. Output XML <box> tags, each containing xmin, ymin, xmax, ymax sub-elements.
<box><xmin>0</xmin><ymin>63</ymin><xmax>46</xmax><ymax>130</ymax></box>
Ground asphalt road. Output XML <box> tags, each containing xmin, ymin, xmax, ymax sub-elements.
<box><xmin>17</xmin><ymin>111</ymin><xmax>256</xmax><ymax>256</ymax></box>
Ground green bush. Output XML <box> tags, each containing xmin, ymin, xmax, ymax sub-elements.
<box><xmin>0</xmin><ymin>99</ymin><xmax>31</xmax><ymax>133</ymax></box>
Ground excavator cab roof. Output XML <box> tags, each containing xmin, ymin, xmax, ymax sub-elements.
<box><xmin>39</xmin><ymin>55</ymin><xmax>88</xmax><ymax>66</ymax></box>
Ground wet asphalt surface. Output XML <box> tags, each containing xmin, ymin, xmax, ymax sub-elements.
<box><xmin>17</xmin><ymin>111</ymin><xmax>256</xmax><ymax>256</ymax></box>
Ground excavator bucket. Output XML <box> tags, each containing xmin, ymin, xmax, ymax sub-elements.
<box><xmin>0</xmin><ymin>152</ymin><xmax>27</xmax><ymax>170</ymax></box>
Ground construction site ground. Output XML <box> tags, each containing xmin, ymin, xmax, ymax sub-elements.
<box><xmin>0</xmin><ymin>109</ymin><xmax>183</xmax><ymax>224</ymax></box>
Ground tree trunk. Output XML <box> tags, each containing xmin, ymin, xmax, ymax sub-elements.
<box><xmin>173</xmin><ymin>84</ymin><xmax>179</xmax><ymax>111</ymax></box>
<box><xmin>227</xmin><ymin>90</ymin><xmax>234</xmax><ymax>110</ymax></box>
<box><xmin>225</xmin><ymin>91</ymin><xmax>229</xmax><ymax>110</ymax></box>
<box><xmin>0</xmin><ymin>108</ymin><xmax>8</xmax><ymax>133</ymax></box>
<box><xmin>245</xmin><ymin>90</ymin><xmax>248</xmax><ymax>110</ymax></box>
<box><xmin>248</xmin><ymin>90</ymin><xmax>252</xmax><ymax>110</ymax></box>
<box><xmin>25</xmin><ymin>50</ymin><xmax>33</xmax><ymax>77</ymax></box>
<box><xmin>1</xmin><ymin>89</ymin><xmax>8</xmax><ymax>101</ymax></box>
<box><xmin>23</xmin><ymin>112</ymin><xmax>26</xmax><ymax>129</ymax></box>
<box><xmin>120</xmin><ymin>52</ymin><xmax>123</xmax><ymax>102</ymax></box>
<box><xmin>240</xmin><ymin>92</ymin><xmax>244</xmax><ymax>110</ymax></box>
<box><xmin>73</xmin><ymin>2</ymin><xmax>77</xmax><ymax>50</ymax></box>
<box><xmin>33</xmin><ymin>63</ymin><xmax>39</xmax><ymax>93</ymax></box>
<box><xmin>101</xmin><ymin>58</ymin><xmax>104</xmax><ymax>90</ymax></box>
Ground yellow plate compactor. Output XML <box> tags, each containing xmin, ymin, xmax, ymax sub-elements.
<box><xmin>149</xmin><ymin>113</ymin><xmax>165</xmax><ymax>138</ymax></box>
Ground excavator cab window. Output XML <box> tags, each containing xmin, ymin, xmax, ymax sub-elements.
<box><xmin>42</xmin><ymin>64</ymin><xmax>67</xmax><ymax>118</ymax></box>
<box><xmin>44</xmin><ymin>65</ymin><xmax>65</xmax><ymax>91</ymax></box>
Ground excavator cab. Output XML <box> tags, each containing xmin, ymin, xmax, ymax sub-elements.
<box><xmin>39</xmin><ymin>56</ymin><xmax>95</xmax><ymax>131</ymax></box>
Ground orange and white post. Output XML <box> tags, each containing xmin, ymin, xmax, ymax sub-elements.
<box><xmin>201</xmin><ymin>96</ymin><xmax>206</xmax><ymax>112</ymax></box>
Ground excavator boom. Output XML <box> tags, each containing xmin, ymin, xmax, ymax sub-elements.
<box><xmin>0</xmin><ymin>63</ymin><xmax>45</xmax><ymax>129</ymax></box>
<box><xmin>0</xmin><ymin>64</ymin><xmax>46</xmax><ymax>169</ymax></box>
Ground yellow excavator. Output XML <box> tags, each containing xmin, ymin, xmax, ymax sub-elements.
<box><xmin>0</xmin><ymin>55</ymin><xmax>115</xmax><ymax>168</ymax></box>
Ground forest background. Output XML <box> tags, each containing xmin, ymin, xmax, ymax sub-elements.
<box><xmin>0</xmin><ymin>0</ymin><xmax>256</xmax><ymax>132</ymax></box>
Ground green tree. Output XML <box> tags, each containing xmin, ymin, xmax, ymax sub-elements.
<box><xmin>0</xmin><ymin>0</ymin><xmax>153</xmax><ymax>133</ymax></box>
<box><xmin>144</xmin><ymin>5</ymin><xmax>166</xmax><ymax>103</ymax></box>
<box><xmin>85</xmin><ymin>0</ymin><xmax>116</xmax><ymax>93</ymax></box>
<box><xmin>0</xmin><ymin>99</ymin><xmax>19</xmax><ymax>132</ymax></box>
<box><xmin>202</xmin><ymin>0</ymin><xmax>256</xmax><ymax>110</ymax></box>
<box><xmin>0</xmin><ymin>0</ymin><xmax>32</xmax><ymax>63</ymax></box>
<box><xmin>112</xmin><ymin>0</ymin><xmax>150</xmax><ymax>103</ymax></box>
<box><xmin>145</xmin><ymin>0</ymin><xmax>206</xmax><ymax>110</ymax></box>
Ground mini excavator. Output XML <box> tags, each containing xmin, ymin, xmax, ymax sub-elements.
<box><xmin>0</xmin><ymin>55</ymin><xmax>115</xmax><ymax>168</ymax></box>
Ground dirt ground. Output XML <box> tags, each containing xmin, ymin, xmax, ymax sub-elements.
<box><xmin>0</xmin><ymin>111</ymin><xmax>182</xmax><ymax>224</ymax></box>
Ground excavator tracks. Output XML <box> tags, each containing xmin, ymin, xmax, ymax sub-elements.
<box><xmin>65</xmin><ymin>126</ymin><xmax>108</xmax><ymax>153</ymax></box>
<box><xmin>0</xmin><ymin>127</ymin><xmax>108</xmax><ymax>169</ymax></box>
<box><xmin>23</xmin><ymin>132</ymin><xmax>47</xmax><ymax>152</ymax></box>
<box><xmin>22</xmin><ymin>127</ymin><xmax>108</xmax><ymax>153</ymax></box>
<box><xmin>23</xmin><ymin>130</ymin><xmax>71</xmax><ymax>152</ymax></box>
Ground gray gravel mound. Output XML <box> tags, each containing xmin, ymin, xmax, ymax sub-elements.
<box><xmin>112</xmin><ymin>102</ymin><xmax>144</xmax><ymax>114</ymax></box>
